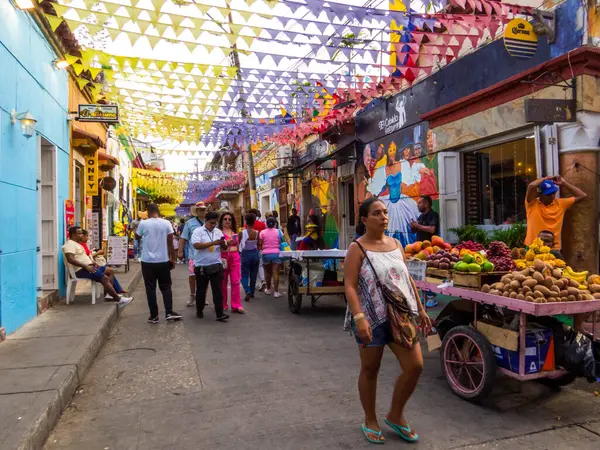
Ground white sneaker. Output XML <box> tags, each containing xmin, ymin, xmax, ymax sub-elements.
<box><xmin>118</xmin><ymin>297</ymin><xmax>133</xmax><ymax>307</ymax></box>
<box><xmin>186</xmin><ymin>295</ymin><xmax>195</xmax><ymax>307</ymax></box>
<box><xmin>265</xmin><ymin>288</ymin><xmax>272</xmax><ymax>295</ymax></box>
<box><xmin>273</xmin><ymin>291</ymin><xmax>281</xmax><ymax>298</ymax></box>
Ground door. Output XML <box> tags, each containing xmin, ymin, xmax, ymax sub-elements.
<box><xmin>438</xmin><ymin>152</ymin><xmax>462</xmax><ymax>242</ymax></box>
<box><xmin>338</xmin><ymin>181</ymin><xmax>355</xmax><ymax>249</ymax></box>
<box><xmin>39</xmin><ymin>138</ymin><xmax>58</xmax><ymax>291</ymax></box>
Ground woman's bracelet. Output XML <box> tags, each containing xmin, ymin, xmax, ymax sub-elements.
<box><xmin>353</xmin><ymin>313</ymin><xmax>365</xmax><ymax>322</ymax></box>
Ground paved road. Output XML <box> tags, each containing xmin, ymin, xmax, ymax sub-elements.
<box><xmin>45</xmin><ymin>265</ymin><xmax>600</xmax><ymax>449</ymax></box>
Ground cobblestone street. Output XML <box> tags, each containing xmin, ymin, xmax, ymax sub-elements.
<box><xmin>45</xmin><ymin>265</ymin><xmax>600</xmax><ymax>450</ymax></box>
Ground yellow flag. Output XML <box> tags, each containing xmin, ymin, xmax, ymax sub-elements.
<box><xmin>146</xmin><ymin>34</ymin><xmax>162</xmax><ymax>49</ymax></box>
<box><xmin>85</xmin><ymin>23</ymin><xmax>103</xmax><ymax>35</ymax></box>
<box><xmin>94</xmin><ymin>11</ymin><xmax>110</xmax><ymax>24</ymax></box>
<box><xmin>184</xmin><ymin>41</ymin><xmax>196</xmax><ymax>53</ymax></box>
<box><xmin>89</xmin><ymin>67</ymin><xmax>102</xmax><ymax>79</ymax></box>
<box><xmin>103</xmin><ymin>2</ymin><xmax>124</xmax><ymax>16</ymax></box>
<box><xmin>72</xmin><ymin>63</ymin><xmax>84</xmax><ymax>75</ymax></box>
<box><xmin>44</xmin><ymin>14</ymin><xmax>64</xmax><ymax>32</ymax></box>
<box><xmin>65</xmin><ymin>54</ymin><xmax>80</xmax><ymax>65</ymax></box>
<box><xmin>240</xmin><ymin>34</ymin><xmax>254</xmax><ymax>48</ymax></box>
<box><xmin>77</xmin><ymin>77</ymin><xmax>90</xmax><ymax>90</ymax></box>
<box><xmin>51</xmin><ymin>4</ymin><xmax>70</xmax><ymax>17</ymax></box>
<box><xmin>113</xmin><ymin>15</ymin><xmax>130</xmax><ymax>29</ymax></box>
<box><xmin>106</xmin><ymin>27</ymin><xmax>122</xmax><ymax>41</ymax></box>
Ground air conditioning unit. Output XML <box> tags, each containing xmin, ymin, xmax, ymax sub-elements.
<box><xmin>337</xmin><ymin>162</ymin><xmax>355</xmax><ymax>180</ymax></box>
<box><xmin>277</xmin><ymin>145</ymin><xmax>293</xmax><ymax>169</ymax></box>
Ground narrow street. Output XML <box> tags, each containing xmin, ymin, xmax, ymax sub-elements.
<box><xmin>45</xmin><ymin>265</ymin><xmax>600</xmax><ymax>450</ymax></box>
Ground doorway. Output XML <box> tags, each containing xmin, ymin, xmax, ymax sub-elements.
<box><xmin>338</xmin><ymin>181</ymin><xmax>355</xmax><ymax>249</ymax></box>
<box><xmin>38</xmin><ymin>138</ymin><xmax>58</xmax><ymax>294</ymax></box>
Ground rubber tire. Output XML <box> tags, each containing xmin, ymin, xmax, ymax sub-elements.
<box><xmin>288</xmin><ymin>276</ymin><xmax>302</xmax><ymax>314</ymax></box>
<box><xmin>537</xmin><ymin>372</ymin><xmax>577</xmax><ymax>388</ymax></box>
<box><xmin>440</xmin><ymin>325</ymin><xmax>496</xmax><ymax>402</ymax></box>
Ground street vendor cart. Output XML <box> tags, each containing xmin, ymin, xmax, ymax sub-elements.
<box><xmin>415</xmin><ymin>276</ymin><xmax>600</xmax><ymax>402</ymax></box>
<box><xmin>281</xmin><ymin>250</ymin><xmax>347</xmax><ymax>314</ymax></box>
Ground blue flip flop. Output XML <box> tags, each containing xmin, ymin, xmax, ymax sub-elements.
<box><xmin>361</xmin><ymin>424</ymin><xmax>385</xmax><ymax>444</ymax></box>
<box><xmin>384</xmin><ymin>418</ymin><xmax>419</xmax><ymax>442</ymax></box>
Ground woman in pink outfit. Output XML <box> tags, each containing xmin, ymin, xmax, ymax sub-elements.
<box><xmin>219</xmin><ymin>212</ymin><xmax>244</xmax><ymax>314</ymax></box>
<box><xmin>259</xmin><ymin>217</ymin><xmax>287</xmax><ymax>297</ymax></box>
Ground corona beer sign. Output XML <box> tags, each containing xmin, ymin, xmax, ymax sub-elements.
<box><xmin>504</xmin><ymin>18</ymin><xmax>538</xmax><ymax>59</ymax></box>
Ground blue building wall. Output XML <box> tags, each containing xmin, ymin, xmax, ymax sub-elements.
<box><xmin>0</xmin><ymin>1</ymin><xmax>69</xmax><ymax>334</ymax></box>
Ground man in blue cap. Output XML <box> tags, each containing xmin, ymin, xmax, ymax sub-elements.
<box><xmin>524</xmin><ymin>176</ymin><xmax>587</xmax><ymax>250</ymax></box>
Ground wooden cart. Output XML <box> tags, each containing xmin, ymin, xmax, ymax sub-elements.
<box><xmin>280</xmin><ymin>250</ymin><xmax>347</xmax><ymax>314</ymax></box>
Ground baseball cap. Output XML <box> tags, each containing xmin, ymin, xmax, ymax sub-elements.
<box><xmin>540</xmin><ymin>179</ymin><xmax>558</xmax><ymax>196</ymax></box>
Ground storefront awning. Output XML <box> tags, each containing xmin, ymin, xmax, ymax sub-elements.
<box><xmin>216</xmin><ymin>190</ymin><xmax>239</xmax><ymax>200</ymax></box>
<box><xmin>71</xmin><ymin>124</ymin><xmax>105</xmax><ymax>154</ymax></box>
<box><xmin>98</xmin><ymin>150</ymin><xmax>119</xmax><ymax>171</ymax></box>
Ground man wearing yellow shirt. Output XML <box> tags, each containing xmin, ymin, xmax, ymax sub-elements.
<box><xmin>524</xmin><ymin>176</ymin><xmax>587</xmax><ymax>250</ymax></box>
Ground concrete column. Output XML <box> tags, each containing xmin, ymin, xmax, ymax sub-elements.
<box><xmin>558</xmin><ymin>112</ymin><xmax>600</xmax><ymax>274</ymax></box>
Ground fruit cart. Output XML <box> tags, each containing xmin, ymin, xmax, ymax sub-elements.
<box><xmin>281</xmin><ymin>250</ymin><xmax>346</xmax><ymax>314</ymax></box>
<box><xmin>416</xmin><ymin>279</ymin><xmax>600</xmax><ymax>402</ymax></box>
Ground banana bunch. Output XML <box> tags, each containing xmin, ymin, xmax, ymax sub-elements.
<box><xmin>563</xmin><ymin>266</ymin><xmax>589</xmax><ymax>284</ymax></box>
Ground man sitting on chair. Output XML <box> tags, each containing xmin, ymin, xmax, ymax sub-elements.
<box><xmin>62</xmin><ymin>226</ymin><xmax>132</xmax><ymax>306</ymax></box>
<box><xmin>80</xmin><ymin>229</ymin><xmax>127</xmax><ymax>297</ymax></box>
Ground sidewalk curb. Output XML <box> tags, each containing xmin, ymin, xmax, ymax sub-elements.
<box><xmin>11</xmin><ymin>266</ymin><xmax>142</xmax><ymax>450</ymax></box>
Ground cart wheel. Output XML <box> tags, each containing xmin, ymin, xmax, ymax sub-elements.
<box><xmin>311</xmin><ymin>296</ymin><xmax>317</xmax><ymax>307</ymax></box>
<box><xmin>537</xmin><ymin>372</ymin><xmax>577</xmax><ymax>388</ymax></box>
<box><xmin>440</xmin><ymin>325</ymin><xmax>496</xmax><ymax>402</ymax></box>
<box><xmin>288</xmin><ymin>276</ymin><xmax>303</xmax><ymax>314</ymax></box>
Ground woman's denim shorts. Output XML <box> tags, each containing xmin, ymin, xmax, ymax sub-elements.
<box><xmin>351</xmin><ymin>320</ymin><xmax>394</xmax><ymax>347</ymax></box>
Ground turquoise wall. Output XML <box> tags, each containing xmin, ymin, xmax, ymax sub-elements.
<box><xmin>0</xmin><ymin>2</ymin><xmax>69</xmax><ymax>334</ymax></box>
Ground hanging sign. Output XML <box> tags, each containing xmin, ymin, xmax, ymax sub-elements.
<box><xmin>64</xmin><ymin>200</ymin><xmax>75</xmax><ymax>240</ymax></box>
<box><xmin>85</xmin><ymin>153</ymin><xmax>99</xmax><ymax>196</ymax></box>
<box><xmin>524</xmin><ymin>99</ymin><xmax>576</xmax><ymax>123</ymax></box>
<box><xmin>356</xmin><ymin>92</ymin><xmax>419</xmax><ymax>143</ymax></box>
<box><xmin>77</xmin><ymin>104</ymin><xmax>119</xmax><ymax>123</ymax></box>
<box><xmin>504</xmin><ymin>19</ymin><xmax>538</xmax><ymax>59</ymax></box>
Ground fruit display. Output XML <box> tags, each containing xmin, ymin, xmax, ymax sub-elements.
<box><xmin>405</xmin><ymin>235</ymin><xmax>451</xmax><ymax>260</ymax></box>
<box><xmin>486</xmin><ymin>241</ymin><xmax>516</xmax><ymax>272</ymax></box>
<box><xmin>563</xmin><ymin>266</ymin><xmax>589</xmax><ymax>287</ymax></box>
<box><xmin>513</xmin><ymin>238</ymin><xmax>566</xmax><ymax>269</ymax></box>
<box><xmin>426</xmin><ymin>250</ymin><xmax>460</xmax><ymax>270</ymax></box>
<box><xmin>455</xmin><ymin>240</ymin><xmax>485</xmax><ymax>252</ymax></box>
<box><xmin>481</xmin><ymin>258</ymin><xmax>599</xmax><ymax>303</ymax></box>
<box><xmin>454</xmin><ymin>253</ymin><xmax>495</xmax><ymax>273</ymax></box>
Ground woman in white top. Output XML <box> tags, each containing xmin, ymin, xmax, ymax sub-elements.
<box><xmin>344</xmin><ymin>197</ymin><xmax>431</xmax><ymax>444</ymax></box>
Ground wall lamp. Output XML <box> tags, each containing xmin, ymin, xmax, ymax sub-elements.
<box><xmin>10</xmin><ymin>110</ymin><xmax>38</xmax><ymax>139</ymax></box>
<box><xmin>14</xmin><ymin>0</ymin><xmax>35</xmax><ymax>9</ymax></box>
<box><xmin>54</xmin><ymin>59</ymin><xmax>70</xmax><ymax>69</ymax></box>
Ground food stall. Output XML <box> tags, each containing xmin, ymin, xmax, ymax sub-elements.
<box><xmin>407</xmin><ymin>237</ymin><xmax>600</xmax><ymax>401</ymax></box>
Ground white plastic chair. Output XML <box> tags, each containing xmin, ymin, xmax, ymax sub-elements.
<box><xmin>64</xmin><ymin>256</ymin><xmax>102</xmax><ymax>304</ymax></box>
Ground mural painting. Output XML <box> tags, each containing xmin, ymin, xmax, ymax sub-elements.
<box><xmin>358</xmin><ymin>123</ymin><xmax>439</xmax><ymax>247</ymax></box>
<box><xmin>305</xmin><ymin>163</ymin><xmax>339</xmax><ymax>249</ymax></box>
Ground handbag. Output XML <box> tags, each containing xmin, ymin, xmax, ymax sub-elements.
<box><xmin>278</xmin><ymin>230</ymin><xmax>291</xmax><ymax>252</ymax></box>
<box><xmin>355</xmin><ymin>241</ymin><xmax>418</xmax><ymax>349</ymax></box>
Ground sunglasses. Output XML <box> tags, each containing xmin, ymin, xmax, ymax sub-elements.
<box><xmin>223</xmin><ymin>217</ymin><xmax>232</xmax><ymax>221</ymax></box>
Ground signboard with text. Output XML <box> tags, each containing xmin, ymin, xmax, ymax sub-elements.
<box><xmin>107</xmin><ymin>235</ymin><xmax>128</xmax><ymax>266</ymax></box>
<box><xmin>356</xmin><ymin>93</ymin><xmax>421</xmax><ymax>143</ymax></box>
<box><xmin>78</xmin><ymin>104</ymin><xmax>119</xmax><ymax>123</ymax></box>
<box><xmin>525</xmin><ymin>99</ymin><xmax>575</xmax><ymax>123</ymax></box>
<box><xmin>85</xmin><ymin>153</ymin><xmax>99</xmax><ymax>196</ymax></box>
<box><xmin>64</xmin><ymin>200</ymin><xmax>75</xmax><ymax>240</ymax></box>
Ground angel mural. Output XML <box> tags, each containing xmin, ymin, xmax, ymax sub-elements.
<box><xmin>359</xmin><ymin>124</ymin><xmax>439</xmax><ymax>247</ymax></box>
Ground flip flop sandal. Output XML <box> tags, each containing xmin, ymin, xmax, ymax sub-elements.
<box><xmin>361</xmin><ymin>424</ymin><xmax>385</xmax><ymax>444</ymax></box>
<box><xmin>384</xmin><ymin>419</ymin><xmax>419</xmax><ymax>442</ymax></box>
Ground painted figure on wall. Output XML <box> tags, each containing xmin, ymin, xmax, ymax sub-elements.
<box><xmin>309</xmin><ymin>165</ymin><xmax>339</xmax><ymax>249</ymax></box>
<box><xmin>359</xmin><ymin>123</ymin><xmax>439</xmax><ymax>247</ymax></box>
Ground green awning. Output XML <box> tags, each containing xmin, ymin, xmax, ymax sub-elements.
<box><xmin>136</xmin><ymin>187</ymin><xmax>148</xmax><ymax>196</ymax></box>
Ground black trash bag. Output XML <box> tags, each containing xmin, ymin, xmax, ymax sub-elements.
<box><xmin>553</xmin><ymin>326</ymin><xmax>599</xmax><ymax>382</ymax></box>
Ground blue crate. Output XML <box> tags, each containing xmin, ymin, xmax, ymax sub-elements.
<box><xmin>492</xmin><ymin>328</ymin><xmax>552</xmax><ymax>374</ymax></box>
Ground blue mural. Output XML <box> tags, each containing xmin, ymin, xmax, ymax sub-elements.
<box><xmin>0</xmin><ymin>1</ymin><xmax>69</xmax><ymax>334</ymax></box>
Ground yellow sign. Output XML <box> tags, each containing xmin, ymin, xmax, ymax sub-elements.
<box><xmin>504</xmin><ymin>18</ymin><xmax>538</xmax><ymax>59</ymax></box>
<box><xmin>85</xmin><ymin>153</ymin><xmax>99</xmax><ymax>196</ymax></box>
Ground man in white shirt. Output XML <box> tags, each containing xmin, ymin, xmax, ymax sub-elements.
<box><xmin>135</xmin><ymin>203</ymin><xmax>182</xmax><ymax>324</ymax></box>
<box><xmin>191</xmin><ymin>211</ymin><xmax>229</xmax><ymax>321</ymax></box>
<box><xmin>62</xmin><ymin>227</ymin><xmax>132</xmax><ymax>306</ymax></box>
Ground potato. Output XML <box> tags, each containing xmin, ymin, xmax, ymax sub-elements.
<box><xmin>542</xmin><ymin>277</ymin><xmax>554</xmax><ymax>289</ymax></box>
<box><xmin>593</xmin><ymin>293</ymin><xmax>600</xmax><ymax>300</ymax></box>
<box><xmin>532</xmin><ymin>272</ymin><xmax>544</xmax><ymax>282</ymax></box>
<box><xmin>533</xmin><ymin>259</ymin><xmax>546</xmax><ymax>272</ymax></box>
<box><xmin>525</xmin><ymin>295</ymin><xmax>535</xmax><ymax>302</ymax></box>
<box><xmin>560</xmin><ymin>297</ymin><xmax>569</xmax><ymax>302</ymax></box>
<box><xmin>501</xmin><ymin>275</ymin><xmax>513</xmax><ymax>284</ymax></box>
<box><xmin>509</xmin><ymin>292</ymin><xmax>518</xmax><ymax>299</ymax></box>
<box><xmin>534</xmin><ymin>298</ymin><xmax>545</xmax><ymax>303</ymax></box>
<box><xmin>516</xmin><ymin>294</ymin><xmax>525</xmax><ymax>300</ymax></box>
<box><xmin>481</xmin><ymin>284</ymin><xmax>491</xmax><ymax>293</ymax></box>
<box><xmin>519</xmin><ymin>268</ymin><xmax>532</xmax><ymax>276</ymax></box>
<box><xmin>549</xmin><ymin>285</ymin><xmax>560</xmax><ymax>295</ymax></box>
<box><xmin>547</xmin><ymin>297</ymin><xmax>558</xmax><ymax>303</ymax></box>
<box><xmin>551</xmin><ymin>269</ymin><xmax>563</xmax><ymax>279</ymax></box>
<box><xmin>589</xmin><ymin>284</ymin><xmax>600</xmax><ymax>293</ymax></box>
<box><xmin>489</xmin><ymin>289</ymin><xmax>501</xmax><ymax>295</ymax></box>
<box><xmin>559</xmin><ymin>290</ymin><xmax>568</xmax><ymax>298</ymax></box>
<box><xmin>522</xmin><ymin>286</ymin><xmax>532</xmax><ymax>294</ymax></box>
<box><xmin>513</xmin><ymin>273</ymin><xmax>527</xmax><ymax>282</ymax></box>
<box><xmin>533</xmin><ymin>290</ymin><xmax>545</xmax><ymax>299</ymax></box>
<box><xmin>566</xmin><ymin>287</ymin><xmax>580</xmax><ymax>296</ymax></box>
<box><xmin>522</xmin><ymin>279</ymin><xmax>537</xmax><ymax>289</ymax></box>
<box><xmin>503</xmin><ymin>292</ymin><xmax>510</xmax><ymax>297</ymax></box>
<box><xmin>555</xmin><ymin>279</ymin><xmax>565</xmax><ymax>290</ymax></box>
<box><xmin>568</xmin><ymin>278</ymin><xmax>580</xmax><ymax>288</ymax></box>
<box><xmin>509</xmin><ymin>280</ymin><xmax>521</xmax><ymax>290</ymax></box>
<box><xmin>492</xmin><ymin>282</ymin><xmax>505</xmax><ymax>290</ymax></box>
<box><xmin>584</xmin><ymin>294</ymin><xmax>594</xmax><ymax>301</ymax></box>
<box><xmin>567</xmin><ymin>295</ymin><xmax>576</xmax><ymax>302</ymax></box>
<box><xmin>576</xmin><ymin>294</ymin><xmax>583</xmax><ymax>301</ymax></box>
<box><xmin>534</xmin><ymin>285</ymin><xmax>552</xmax><ymax>297</ymax></box>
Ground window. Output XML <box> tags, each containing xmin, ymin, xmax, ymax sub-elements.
<box><xmin>463</xmin><ymin>138</ymin><xmax>537</xmax><ymax>225</ymax></box>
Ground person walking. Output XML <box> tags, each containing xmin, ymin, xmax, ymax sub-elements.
<box><xmin>287</xmin><ymin>207</ymin><xmax>301</xmax><ymax>251</ymax></box>
<box><xmin>343</xmin><ymin>197</ymin><xmax>432</xmax><ymax>444</ymax></box>
<box><xmin>178</xmin><ymin>201</ymin><xmax>206</xmax><ymax>307</ymax></box>
<box><xmin>191</xmin><ymin>211</ymin><xmax>230</xmax><ymax>322</ymax></box>
<box><xmin>246</xmin><ymin>208</ymin><xmax>267</xmax><ymax>291</ymax></box>
<box><xmin>260</xmin><ymin>217</ymin><xmax>287</xmax><ymax>297</ymax></box>
<box><xmin>135</xmin><ymin>204</ymin><xmax>182</xmax><ymax>324</ymax></box>
<box><xmin>219</xmin><ymin>212</ymin><xmax>244</xmax><ymax>314</ymax></box>
<box><xmin>239</xmin><ymin>212</ymin><xmax>261</xmax><ymax>302</ymax></box>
